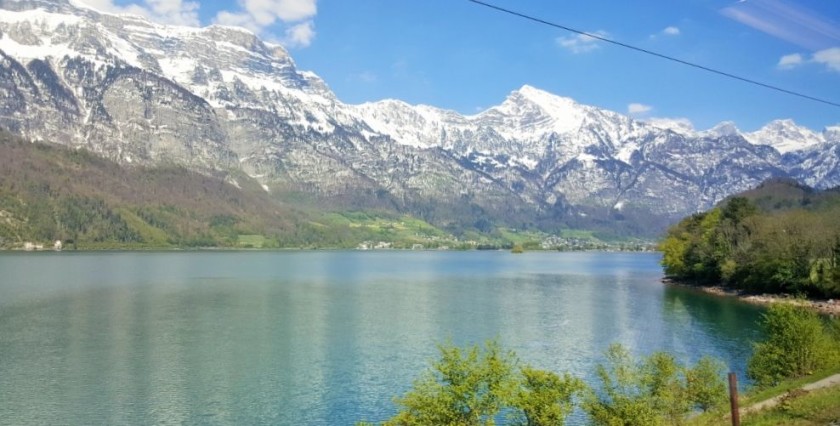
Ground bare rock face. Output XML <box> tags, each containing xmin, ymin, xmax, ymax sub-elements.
<box><xmin>1</xmin><ymin>0</ymin><xmax>838</xmax><ymax>235</ymax></box>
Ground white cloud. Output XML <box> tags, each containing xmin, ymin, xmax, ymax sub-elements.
<box><xmin>77</xmin><ymin>0</ymin><xmax>200</xmax><ymax>26</ymax></box>
<box><xmin>775</xmin><ymin>47</ymin><xmax>840</xmax><ymax>73</ymax></box>
<box><xmin>663</xmin><ymin>26</ymin><xmax>680</xmax><ymax>36</ymax></box>
<box><xmin>77</xmin><ymin>0</ymin><xmax>319</xmax><ymax>48</ymax></box>
<box><xmin>284</xmin><ymin>20</ymin><xmax>315</xmax><ymax>47</ymax></box>
<box><xmin>777</xmin><ymin>53</ymin><xmax>804</xmax><ymax>69</ymax></box>
<box><xmin>557</xmin><ymin>31</ymin><xmax>609</xmax><ymax>54</ymax></box>
<box><xmin>214</xmin><ymin>10</ymin><xmax>260</xmax><ymax>32</ymax></box>
<box><xmin>813</xmin><ymin>47</ymin><xmax>840</xmax><ymax>72</ymax></box>
<box><xmin>627</xmin><ymin>103</ymin><xmax>653</xmax><ymax>115</ymax></box>
<box><xmin>214</xmin><ymin>0</ymin><xmax>317</xmax><ymax>37</ymax></box>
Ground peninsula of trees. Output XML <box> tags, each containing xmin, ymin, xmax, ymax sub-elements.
<box><xmin>659</xmin><ymin>178</ymin><xmax>840</xmax><ymax>299</ymax></box>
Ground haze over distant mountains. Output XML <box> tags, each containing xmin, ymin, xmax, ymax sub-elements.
<box><xmin>1</xmin><ymin>0</ymin><xmax>839</xmax><ymax>237</ymax></box>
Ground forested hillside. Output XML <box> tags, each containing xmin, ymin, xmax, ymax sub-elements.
<box><xmin>0</xmin><ymin>131</ymin><xmax>312</xmax><ymax>248</ymax></box>
<box><xmin>0</xmin><ymin>132</ymin><xmax>473</xmax><ymax>249</ymax></box>
<box><xmin>1</xmin><ymin>132</ymin><xmax>589</xmax><ymax>250</ymax></box>
<box><xmin>659</xmin><ymin>178</ymin><xmax>840</xmax><ymax>298</ymax></box>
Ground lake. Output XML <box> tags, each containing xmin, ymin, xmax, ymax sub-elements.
<box><xmin>0</xmin><ymin>251</ymin><xmax>764</xmax><ymax>424</ymax></box>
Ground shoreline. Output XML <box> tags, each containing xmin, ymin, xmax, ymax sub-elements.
<box><xmin>663</xmin><ymin>279</ymin><xmax>840</xmax><ymax>316</ymax></box>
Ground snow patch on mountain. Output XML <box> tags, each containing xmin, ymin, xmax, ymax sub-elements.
<box><xmin>2</xmin><ymin>0</ymin><xmax>840</xmax><ymax>237</ymax></box>
<box><xmin>482</xmin><ymin>85</ymin><xmax>586</xmax><ymax>140</ymax></box>
<box><xmin>825</xmin><ymin>125</ymin><xmax>840</xmax><ymax>143</ymax></box>
<box><xmin>702</xmin><ymin>121</ymin><xmax>741</xmax><ymax>138</ymax></box>
<box><xmin>644</xmin><ymin>117</ymin><xmax>695</xmax><ymax>136</ymax></box>
<box><xmin>744</xmin><ymin>119</ymin><xmax>825</xmax><ymax>154</ymax></box>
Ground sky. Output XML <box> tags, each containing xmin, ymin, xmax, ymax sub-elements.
<box><xmin>89</xmin><ymin>0</ymin><xmax>840</xmax><ymax>132</ymax></box>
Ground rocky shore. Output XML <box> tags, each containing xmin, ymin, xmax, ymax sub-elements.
<box><xmin>663</xmin><ymin>279</ymin><xmax>840</xmax><ymax>316</ymax></box>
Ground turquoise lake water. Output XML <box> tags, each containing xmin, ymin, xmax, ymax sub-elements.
<box><xmin>0</xmin><ymin>251</ymin><xmax>764</xmax><ymax>424</ymax></box>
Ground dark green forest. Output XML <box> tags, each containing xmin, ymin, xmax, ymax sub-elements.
<box><xmin>659</xmin><ymin>178</ymin><xmax>840</xmax><ymax>298</ymax></box>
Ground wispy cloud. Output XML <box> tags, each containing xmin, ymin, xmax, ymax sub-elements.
<box><xmin>650</xmin><ymin>26</ymin><xmax>680</xmax><ymax>40</ymax></box>
<box><xmin>777</xmin><ymin>53</ymin><xmax>803</xmax><ymax>69</ymax></box>
<box><xmin>390</xmin><ymin>59</ymin><xmax>431</xmax><ymax>90</ymax></box>
<box><xmin>557</xmin><ymin>31</ymin><xmax>609</xmax><ymax>54</ymax></box>
<box><xmin>348</xmin><ymin>71</ymin><xmax>378</xmax><ymax>84</ymax></box>
<box><xmin>628</xmin><ymin>103</ymin><xmax>653</xmax><ymax>116</ymax></box>
<box><xmin>663</xmin><ymin>26</ymin><xmax>680</xmax><ymax>36</ymax></box>
<box><xmin>721</xmin><ymin>0</ymin><xmax>840</xmax><ymax>50</ymax></box>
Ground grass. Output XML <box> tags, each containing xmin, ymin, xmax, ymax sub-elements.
<box><xmin>495</xmin><ymin>228</ymin><xmax>542</xmax><ymax>245</ymax></box>
<box><xmin>742</xmin><ymin>366</ymin><xmax>840</xmax><ymax>404</ymax></box>
<box><xmin>687</xmin><ymin>366</ymin><xmax>840</xmax><ymax>426</ymax></box>
<box><xmin>558</xmin><ymin>228</ymin><xmax>596</xmax><ymax>239</ymax></box>
<box><xmin>311</xmin><ymin>211</ymin><xmax>455</xmax><ymax>247</ymax></box>
<box><xmin>741</xmin><ymin>385</ymin><xmax>840</xmax><ymax>425</ymax></box>
<box><xmin>118</xmin><ymin>208</ymin><xmax>171</xmax><ymax>246</ymax></box>
<box><xmin>237</xmin><ymin>234</ymin><xmax>266</xmax><ymax>248</ymax></box>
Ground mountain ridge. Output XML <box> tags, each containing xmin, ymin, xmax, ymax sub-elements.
<box><xmin>1</xmin><ymin>0</ymin><xmax>839</xmax><ymax>238</ymax></box>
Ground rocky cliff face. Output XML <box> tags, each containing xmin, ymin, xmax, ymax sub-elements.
<box><xmin>1</xmin><ymin>0</ymin><xmax>838</xmax><ymax>235</ymax></box>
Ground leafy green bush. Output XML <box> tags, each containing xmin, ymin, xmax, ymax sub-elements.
<box><xmin>383</xmin><ymin>340</ymin><xmax>518</xmax><ymax>426</ymax></box>
<box><xmin>379</xmin><ymin>340</ymin><xmax>585</xmax><ymax>426</ymax></box>
<box><xmin>511</xmin><ymin>367</ymin><xmax>584</xmax><ymax>426</ymax></box>
<box><xmin>747</xmin><ymin>304</ymin><xmax>839</xmax><ymax>387</ymax></box>
<box><xmin>375</xmin><ymin>341</ymin><xmax>727</xmax><ymax>426</ymax></box>
<box><xmin>685</xmin><ymin>357</ymin><xmax>728</xmax><ymax>412</ymax></box>
<box><xmin>583</xmin><ymin>344</ymin><xmax>727</xmax><ymax>426</ymax></box>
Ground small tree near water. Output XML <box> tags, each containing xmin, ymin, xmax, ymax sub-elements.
<box><xmin>583</xmin><ymin>344</ymin><xmax>727</xmax><ymax>426</ymax></box>
<box><xmin>511</xmin><ymin>367</ymin><xmax>584</xmax><ymax>426</ymax></box>
<box><xmin>368</xmin><ymin>341</ymin><xmax>726</xmax><ymax>426</ymax></box>
<box><xmin>747</xmin><ymin>304</ymin><xmax>839</xmax><ymax>387</ymax></box>
<box><xmin>378</xmin><ymin>340</ymin><xmax>584</xmax><ymax>426</ymax></box>
<box><xmin>383</xmin><ymin>340</ymin><xmax>518</xmax><ymax>425</ymax></box>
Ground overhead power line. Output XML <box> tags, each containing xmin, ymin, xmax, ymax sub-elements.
<box><xmin>466</xmin><ymin>0</ymin><xmax>840</xmax><ymax>109</ymax></box>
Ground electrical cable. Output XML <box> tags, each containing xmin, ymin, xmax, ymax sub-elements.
<box><xmin>467</xmin><ymin>0</ymin><xmax>840</xmax><ymax>109</ymax></box>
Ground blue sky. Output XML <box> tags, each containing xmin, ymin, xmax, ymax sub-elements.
<box><xmin>97</xmin><ymin>0</ymin><xmax>840</xmax><ymax>131</ymax></box>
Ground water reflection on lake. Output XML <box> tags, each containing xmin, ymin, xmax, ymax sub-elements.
<box><xmin>0</xmin><ymin>251</ymin><xmax>764</xmax><ymax>424</ymax></box>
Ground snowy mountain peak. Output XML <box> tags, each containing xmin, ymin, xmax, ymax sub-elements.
<box><xmin>506</xmin><ymin>84</ymin><xmax>583</xmax><ymax>117</ymax></box>
<box><xmin>1</xmin><ymin>0</ymin><xmax>73</xmax><ymax>13</ymax></box>
<box><xmin>703</xmin><ymin>121</ymin><xmax>741</xmax><ymax>137</ymax></box>
<box><xmin>824</xmin><ymin>125</ymin><xmax>840</xmax><ymax>143</ymax></box>
<box><xmin>0</xmin><ymin>0</ymin><xmax>331</xmax><ymax>99</ymax></box>
<box><xmin>515</xmin><ymin>84</ymin><xmax>577</xmax><ymax>105</ymax></box>
<box><xmin>478</xmin><ymin>84</ymin><xmax>587</xmax><ymax>136</ymax></box>
<box><xmin>745</xmin><ymin>119</ymin><xmax>824</xmax><ymax>153</ymax></box>
<box><xmin>645</xmin><ymin>117</ymin><xmax>696</xmax><ymax>136</ymax></box>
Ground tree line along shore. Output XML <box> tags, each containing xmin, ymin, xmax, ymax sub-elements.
<box><xmin>659</xmin><ymin>179</ymin><xmax>840</xmax><ymax>302</ymax></box>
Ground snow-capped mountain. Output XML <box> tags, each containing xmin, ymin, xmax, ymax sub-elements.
<box><xmin>1</xmin><ymin>0</ymin><xmax>839</xmax><ymax>236</ymax></box>
<box><xmin>644</xmin><ymin>117</ymin><xmax>695</xmax><ymax>136</ymax></box>
<box><xmin>701</xmin><ymin>121</ymin><xmax>741</xmax><ymax>138</ymax></box>
<box><xmin>744</xmin><ymin>119</ymin><xmax>825</xmax><ymax>154</ymax></box>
